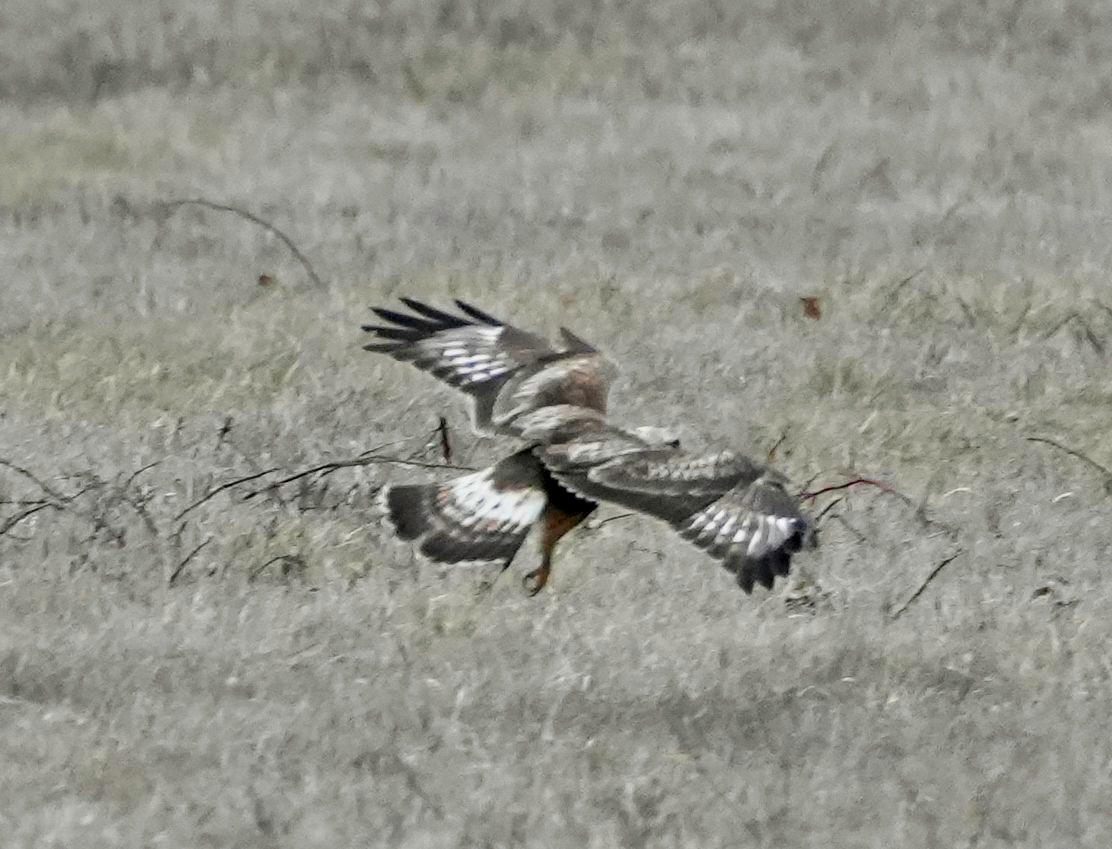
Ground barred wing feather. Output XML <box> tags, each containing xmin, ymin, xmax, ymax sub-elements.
<box><xmin>542</xmin><ymin>445</ymin><xmax>814</xmax><ymax>593</ymax></box>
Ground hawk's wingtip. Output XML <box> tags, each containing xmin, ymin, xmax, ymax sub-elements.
<box><xmin>454</xmin><ymin>300</ymin><xmax>502</xmax><ymax>326</ymax></box>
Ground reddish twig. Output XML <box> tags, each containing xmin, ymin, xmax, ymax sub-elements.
<box><xmin>800</xmin><ymin>477</ymin><xmax>908</xmax><ymax>504</ymax></box>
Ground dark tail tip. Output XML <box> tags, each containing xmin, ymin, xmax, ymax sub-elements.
<box><xmin>384</xmin><ymin>484</ymin><xmax>433</xmax><ymax>541</ymax></box>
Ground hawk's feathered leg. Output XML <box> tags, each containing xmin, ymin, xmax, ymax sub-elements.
<box><xmin>524</xmin><ymin>468</ymin><xmax>597</xmax><ymax>595</ymax></box>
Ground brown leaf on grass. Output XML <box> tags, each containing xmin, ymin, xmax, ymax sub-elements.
<box><xmin>800</xmin><ymin>296</ymin><xmax>822</xmax><ymax>320</ymax></box>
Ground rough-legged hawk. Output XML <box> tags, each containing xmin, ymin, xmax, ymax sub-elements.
<box><xmin>363</xmin><ymin>298</ymin><xmax>816</xmax><ymax>595</ymax></box>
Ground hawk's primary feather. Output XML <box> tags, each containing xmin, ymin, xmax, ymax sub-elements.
<box><xmin>363</xmin><ymin>298</ymin><xmax>615</xmax><ymax>437</ymax></box>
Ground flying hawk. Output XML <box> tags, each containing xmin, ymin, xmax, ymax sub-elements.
<box><xmin>363</xmin><ymin>298</ymin><xmax>816</xmax><ymax>595</ymax></box>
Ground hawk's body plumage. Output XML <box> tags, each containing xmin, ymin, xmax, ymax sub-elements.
<box><xmin>363</xmin><ymin>299</ymin><xmax>815</xmax><ymax>595</ymax></box>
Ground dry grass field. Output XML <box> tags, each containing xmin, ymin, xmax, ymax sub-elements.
<box><xmin>3</xmin><ymin>1</ymin><xmax>1112</xmax><ymax>846</ymax></box>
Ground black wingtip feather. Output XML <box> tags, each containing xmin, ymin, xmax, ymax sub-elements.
<box><xmin>454</xmin><ymin>300</ymin><xmax>502</xmax><ymax>325</ymax></box>
<box><xmin>399</xmin><ymin>298</ymin><xmax>471</xmax><ymax>327</ymax></box>
<box><xmin>370</xmin><ymin>306</ymin><xmax>441</xmax><ymax>332</ymax></box>
<box><xmin>734</xmin><ymin>550</ymin><xmax>794</xmax><ymax>594</ymax></box>
<box><xmin>737</xmin><ymin>568</ymin><xmax>756</xmax><ymax>594</ymax></box>
<box><xmin>361</xmin><ymin>324</ymin><xmax>423</xmax><ymax>343</ymax></box>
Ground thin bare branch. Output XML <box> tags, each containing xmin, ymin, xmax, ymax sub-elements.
<box><xmin>436</xmin><ymin>416</ymin><xmax>453</xmax><ymax>464</ymax></box>
<box><xmin>1042</xmin><ymin>312</ymin><xmax>1106</xmax><ymax>354</ymax></box>
<box><xmin>249</xmin><ymin>553</ymin><xmax>305</xmax><ymax>581</ymax></box>
<box><xmin>891</xmin><ymin>551</ymin><xmax>964</xmax><ymax>620</ymax></box>
<box><xmin>169</xmin><ymin>536</ymin><xmax>212</xmax><ymax>586</ymax></box>
<box><xmin>1026</xmin><ymin>436</ymin><xmax>1112</xmax><ymax>488</ymax></box>
<box><xmin>173</xmin><ymin>468</ymin><xmax>281</xmax><ymax>522</ymax></box>
<box><xmin>0</xmin><ymin>457</ymin><xmax>69</xmax><ymax>503</ymax></box>
<box><xmin>162</xmin><ymin>198</ymin><xmax>324</xmax><ymax>289</ymax></box>
<box><xmin>0</xmin><ymin>502</ymin><xmax>58</xmax><ymax>536</ymax></box>
<box><xmin>242</xmin><ymin>453</ymin><xmax>476</xmax><ymax>501</ymax></box>
<box><xmin>800</xmin><ymin>476</ymin><xmax>909</xmax><ymax>505</ymax></box>
<box><xmin>592</xmin><ymin>512</ymin><xmax>636</xmax><ymax>528</ymax></box>
<box><xmin>882</xmin><ymin>266</ymin><xmax>928</xmax><ymax>309</ymax></box>
<box><xmin>813</xmin><ymin>496</ymin><xmax>844</xmax><ymax>523</ymax></box>
<box><xmin>832</xmin><ymin>514</ymin><xmax>868</xmax><ymax>544</ymax></box>
<box><xmin>120</xmin><ymin>460</ymin><xmax>162</xmax><ymax>491</ymax></box>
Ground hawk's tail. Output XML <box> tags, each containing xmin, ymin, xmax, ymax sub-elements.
<box><xmin>379</xmin><ymin>450</ymin><xmax>548</xmax><ymax>566</ymax></box>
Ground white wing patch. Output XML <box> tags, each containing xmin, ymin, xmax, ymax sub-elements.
<box><xmin>436</xmin><ymin>468</ymin><xmax>546</xmax><ymax>533</ymax></box>
<box><xmin>419</xmin><ymin>327</ymin><xmax>517</xmax><ymax>385</ymax></box>
<box><xmin>684</xmin><ymin>504</ymin><xmax>803</xmax><ymax>559</ymax></box>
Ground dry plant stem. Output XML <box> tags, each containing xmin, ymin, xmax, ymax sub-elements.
<box><xmin>169</xmin><ymin>536</ymin><xmax>212</xmax><ymax>586</ymax></box>
<box><xmin>813</xmin><ymin>496</ymin><xmax>844</xmax><ymax>523</ymax></box>
<box><xmin>0</xmin><ymin>457</ymin><xmax>70</xmax><ymax>503</ymax></box>
<box><xmin>800</xmin><ymin>477</ymin><xmax>908</xmax><ymax>504</ymax></box>
<box><xmin>1042</xmin><ymin>312</ymin><xmax>1104</xmax><ymax>353</ymax></box>
<box><xmin>593</xmin><ymin>512</ymin><xmax>636</xmax><ymax>528</ymax></box>
<box><xmin>120</xmin><ymin>460</ymin><xmax>162</xmax><ymax>491</ymax></box>
<box><xmin>1026</xmin><ymin>436</ymin><xmax>1112</xmax><ymax>485</ymax></box>
<box><xmin>891</xmin><ymin>551</ymin><xmax>964</xmax><ymax>620</ymax></box>
<box><xmin>0</xmin><ymin>502</ymin><xmax>58</xmax><ymax>536</ymax></box>
<box><xmin>162</xmin><ymin>198</ymin><xmax>324</xmax><ymax>289</ymax></box>
<box><xmin>249</xmin><ymin>554</ymin><xmax>302</xmax><ymax>581</ymax></box>
<box><xmin>436</xmin><ymin>416</ymin><xmax>453</xmax><ymax>463</ymax></box>
<box><xmin>242</xmin><ymin>452</ymin><xmax>477</xmax><ymax>501</ymax></box>
<box><xmin>174</xmin><ymin>467</ymin><xmax>282</xmax><ymax>522</ymax></box>
<box><xmin>0</xmin><ymin>458</ymin><xmax>105</xmax><ymax>535</ymax></box>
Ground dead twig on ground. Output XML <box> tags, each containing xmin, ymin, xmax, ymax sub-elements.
<box><xmin>169</xmin><ymin>536</ymin><xmax>212</xmax><ymax>586</ymax></box>
<box><xmin>0</xmin><ymin>457</ymin><xmax>70</xmax><ymax>503</ymax></box>
<box><xmin>0</xmin><ymin>502</ymin><xmax>59</xmax><ymax>536</ymax></box>
<box><xmin>0</xmin><ymin>458</ymin><xmax>105</xmax><ymax>537</ymax></box>
<box><xmin>1042</xmin><ymin>312</ymin><xmax>1105</xmax><ymax>354</ymax></box>
<box><xmin>1026</xmin><ymin>436</ymin><xmax>1112</xmax><ymax>494</ymax></box>
<box><xmin>243</xmin><ymin>453</ymin><xmax>473</xmax><ymax>500</ymax></box>
<box><xmin>800</xmin><ymin>476</ymin><xmax>909</xmax><ymax>504</ymax></box>
<box><xmin>875</xmin><ymin>266</ymin><xmax>927</xmax><ymax>318</ymax></box>
<box><xmin>891</xmin><ymin>551</ymin><xmax>964</xmax><ymax>620</ymax></box>
<box><xmin>249</xmin><ymin>553</ymin><xmax>306</xmax><ymax>581</ymax></box>
<box><xmin>436</xmin><ymin>416</ymin><xmax>453</xmax><ymax>464</ymax></box>
<box><xmin>174</xmin><ymin>467</ymin><xmax>282</xmax><ymax>522</ymax></box>
<box><xmin>162</xmin><ymin>198</ymin><xmax>324</xmax><ymax>289</ymax></box>
<box><xmin>591</xmin><ymin>512</ymin><xmax>636</xmax><ymax>528</ymax></box>
<box><xmin>120</xmin><ymin>460</ymin><xmax>162</xmax><ymax>491</ymax></box>
<box><xmin>813</xmin><ymin>496</ymin><xmax>844</xmax><ymax>523</ymax></box>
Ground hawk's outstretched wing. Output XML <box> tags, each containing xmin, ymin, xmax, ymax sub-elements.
<box><xmin>363</xmin><ymin>298</ymin><xmax>614</xmax><ymax>437</ymax></box>
<box><xmin>539</xmin><ymin>436</ymin><xmax>815</xmax><ymax>593</ymax></box>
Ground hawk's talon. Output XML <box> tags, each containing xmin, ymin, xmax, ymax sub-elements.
<box><xmin>523</xmin><ymin>566</ymin><xmax>550</xmax><ymax>596</ymax></box>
